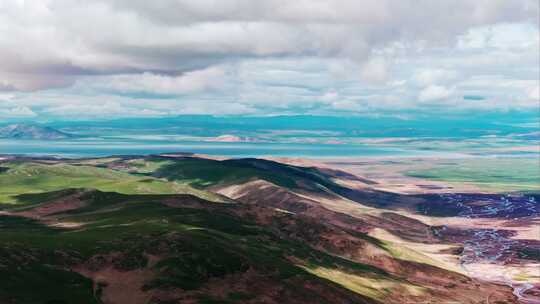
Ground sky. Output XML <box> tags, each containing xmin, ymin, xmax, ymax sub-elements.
<box><xmin>0</xmin><ymin>0</ymin><xmax>539</xmax><ymax>121</ymax></box>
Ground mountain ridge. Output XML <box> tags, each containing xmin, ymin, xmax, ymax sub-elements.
<box><xmin>0</xmin><ymin>124</ymin><xmax>72</xmax><ymax>140</ymax></box>
<box><xmin>0</xmin><ymin>154</ymin><xmax>534</xmax><ymax>303</ymax></box>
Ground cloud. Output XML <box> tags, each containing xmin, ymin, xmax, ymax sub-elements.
<box><xmin>331</xmin><ymin>100</ymin><xmax>362</xmax><ymax>111</ymax></box>
<box><xmin>1</xmin><ymin>1</ymin><xmax>537</xmax><ymax>90</ymax></box>
<box><xmin>80</xmin><ymin>66</ymin><xmax>227</xmax><ymax>96</ymax></box>
<box><xmin>528</xmin><ymin>85</ymin><xmax>539</xmax><ymax>100</ymax></box>
<box><xmin>0</xmin><ymin>106</ymin><xmax>37</xmax><ymax>118</ymax></box>
<box><xmin>0</xmin><ymin>82</ymin><xmax>16</xmax><ymax>92</ymax></box>
<box><xmin>0</xmin><ymin>1</ymin><xmax>538</xmax><ymax>118</ymax></box>
<box><xmin>412</xmin><ymin>69</ymin><xmax>458</xmax><ymax>87</ymax></box>
<box><xmin>418</xmin><ymin>85</ymin><xmax>453</xmax><ymax>102</ymax></box>
<box><xmin>43</xmin><ymin>102</ymin><xmax>165</xmax><ymax>118</ymax></box>
<box><xmin>360</xmin><ymin>57</ymin><xmax>389</xmax><ymax>85</ymax></box>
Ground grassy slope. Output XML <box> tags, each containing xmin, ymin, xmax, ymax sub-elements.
<box><xmin>150</xmin><ymin>157</ymin><xmax>405</xmax><ymax>209</ymax></box>
<box><xmin>0</xmin><ymin>190</ymin><xmax>391</xmax><ymax>303</ymax></box>
<box><xmin>0</xmin><ymin>158</ymin><xmax>388</xmax><ymax>302</ymax></box>
<box><xmin>0</xmin><ymin>156</ymin><xmax>514</xmax><ymax>303</ymax></box>
<box><xmin>405</xmin><ymin>158</ymin><xmax>540</xmax><ymax>192</ymax></box>
<box><xmin>152</xmin><ymin>157</ymin><xmax>300</xmax><ymax>188</ymax></box>
<box><xmin>0</xmin><ymin>214</ymin><xmax>98</xmax><ymax>304</ymax></box>
<box><xmin>0</xmin><ymin>157</ymin><xmax>420</xmax><ymax>303</ymax></box>
<box><xmin>0</xmin><ymin>161</ymin><xmax>223</xmax><ymax>205</ymax></box>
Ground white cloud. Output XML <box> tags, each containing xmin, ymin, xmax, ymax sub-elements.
<box><xmin>43</xmin><ymin>102</ymin><xmax>165</xmax><ymax>118</ymax></box>
<box><xmin>412</xmin><ymin>69</ymin><xmax>458</xmax><ymax>87</ymax></box>
<box><xmin>528</xmin><ymin>85</ymin><xmax>540</xmax><ymax>101</ymax></box>
<box><xmin>0</xmin><ymin>0</ymin><xmax>537</xmax><ymax>91</ymax></box>
<box><xmin>81</xmin><ymin>66</ymin><xmax>227</xmax><ymax>95</ymax></box>
<box><xmin>0</xmin><ymin>93</ymin><xmax>15</xmax><ymax>101</ymax></box>
<box><xmin>418</xmin><ymin>85</ymin><xmax>453</xmax><ymax>102</ymax></box>
<box><xmin>458</xmin><ymin>23</ymin><xmax>540</xmax><ymax>50</ymax></box>
<box><xmin>0</xmin><ymin>106</ymin><xmax>37</xmax><ymax>118</ymax></box>
<box><xmin>320</xmin><ymin>91</ymin><xmax>340</xmax><ymax>102</ymax></box>
<box><xmin>0</xmin><ymin>1</ymin><xmax>537</xmax><ymax>118</ymax></box>
<box><xmin>331</xmin><ymin>100</ymin><xmax>361</xmax><ymax>111</ymax></box>
<box><xmin>360</xmin><ymin>57</ymin><xmax>388</xmax><ymax>85</ymax></box>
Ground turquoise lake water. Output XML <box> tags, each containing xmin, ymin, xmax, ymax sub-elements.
<box><xmin>3</xmin><ymin>114</ymin><xmax>538</xmax><ymax>159</ymax></box>
<box><xmin>0</xmin><ymin>138</ymin><xmax>424</xmax><ymax>158</ymax></box>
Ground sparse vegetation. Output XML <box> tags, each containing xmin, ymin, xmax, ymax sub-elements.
<box><xmin>0</xmin><ymin>155</ymin><xmax>525</xmax><ymax>303</ymax></box>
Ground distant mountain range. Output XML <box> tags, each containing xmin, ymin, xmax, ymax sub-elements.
<box><xmin>0</xmin><ymin>124</ymin><xmax>72</xmax><ymax>140</ymax></box>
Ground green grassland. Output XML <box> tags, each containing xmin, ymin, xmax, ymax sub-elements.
<box><xmin>0</xmin><ymin>158</ymin><xmax>396</xmax><ymax>303</ymax></box>
<box><xmin>0</xmin><ymin>155</ymin><xmax>502</xmax><ymax>303</ymax></box>
<box><xmin>0</xmin><ymin>161</ymin><xmax>224</xmax><ymax>205</ymax></box>
<box><xmin>0</xmin><ymin>189</ymin><xmax>393</xmax><ymax>303</ymax></box>
<box><xmin>405</xmin><ymin>157</ymin><xmax>540</xmax><ymax>192</ymax></box>
<box><xmin>151</xmin><ymin>157</ymin><xmax>300</xmax><ymax>188</ymax></box>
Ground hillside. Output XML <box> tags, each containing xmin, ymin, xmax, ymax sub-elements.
<box><xmin>0</xmin><ymin>154</ymin><xmax>536</xmax><ymax>303</ymax></box>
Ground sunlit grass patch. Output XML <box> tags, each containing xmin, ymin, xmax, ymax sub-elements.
<box><xmin>125</xmin><ymin>158</ymin><xmax>175</xmax><ymax>173</ymax></box>
<box><xmin>302</xmin><ymin>265</ymin><xmax>426</xmax><ymax>301</ymax></box>
<box><xmin>405</xmin><ymin>157</ymin><xmax>540</xmax><ymax>192</ymax></box>
<box><xmin>369</xmin><ymin>228</ymin><xmax>464</xmax><ymax>274</ymax></box>
<box><xmin>0</xmin><ymin>161</ymin><xmax>225</xmax><ymax>205</ymax></box>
